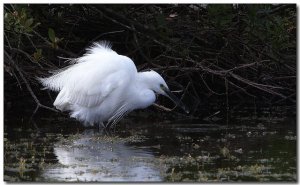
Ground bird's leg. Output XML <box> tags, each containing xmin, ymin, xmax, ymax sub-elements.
<box><xmin>105</xmin><ymin>121</ymin><xmax>112</xmax><ymax>129</ymax></box>
<box><xmin>102</xmin><ymin>127</ymin><xmax>110</xmax><ymax>135</ymax></box>
<box><xmin>98</xmin><ymin>122</ymin><xmax>105</xmax><ymax>131</ymax></box>
<box><xmin>97</xmin><ymin>122</ymin><xmax>111</xmax><ymax>134</ymax></box>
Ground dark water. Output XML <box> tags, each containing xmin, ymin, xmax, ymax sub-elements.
<box><xmin>4</xmin><ymin>107</ymin><xmax>297</xmax><ymax>182</ymax></box>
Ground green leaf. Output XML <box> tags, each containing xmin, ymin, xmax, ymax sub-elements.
<box><xmin>48</xmin><ymin>28</ymin><xmax>56</xmax><ymax>42</ymax></box>
<box><xmin>33</xmin><ymin>49</ymin><xmax>43</xmax><ymax>61</ymax></box>
<box><xmin>24</xmin><ymin>18</ymin><xmax>33</xmax><ymax>28</ymax></box>
<box><xmin>37</xmin><ymin>48</ymin><xmax>42</xmax><ymax>55</ymax></box>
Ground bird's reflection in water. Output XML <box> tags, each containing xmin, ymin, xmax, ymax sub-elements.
<box><xmin>42</xmin><ymin>129</ymin><xmax>162</xmax><ymax>182</ymax></box>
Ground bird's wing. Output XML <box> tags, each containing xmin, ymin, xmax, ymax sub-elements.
<box><xmin>40</xmin><ymin>42</ymin><xmax>137</xmax><ymax>108</ymax></box>
<box><xmin>64</xmin><ymin>68</ymin><xmax>131</xmax><ymax>108</ymax></box>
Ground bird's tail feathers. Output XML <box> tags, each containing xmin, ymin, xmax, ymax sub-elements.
<box><xmin>37</xmin><ymin>70</ymin><xmax>71</xmax><ymax>92</ymax></box>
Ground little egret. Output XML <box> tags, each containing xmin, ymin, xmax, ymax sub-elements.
<box><xmin>39</xmin><ymin>41</ymin><xmax>189</xmax><ymax>128</ymax></box>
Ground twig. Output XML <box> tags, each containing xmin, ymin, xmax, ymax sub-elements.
<box><xmin>8</xmin><ymin>47</ymin><xmax>43</xmax><ymax>68</ymax></box>
<box><xmin>32</xmin><ymin>30</ymin><xmax>77</xmax><ymax>57</ymax></box>
<box><xmin>4</xmin><ymin>51</ymin><xmax>59</xmax><ymax>114</ymax></box>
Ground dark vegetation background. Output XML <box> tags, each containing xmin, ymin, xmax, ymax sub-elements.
<box><xmin>4</xmin><ymin>4</ymin><xmax>296</xmax><ymax>119</ymax></box>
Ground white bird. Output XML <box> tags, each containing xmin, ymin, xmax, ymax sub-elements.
<box><xmin>39</xmin><ymin>41</ymin><xmax>188</xmax><ymax>128</ymax></box>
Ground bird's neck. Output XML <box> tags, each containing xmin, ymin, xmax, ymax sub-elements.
<box><xmin>136</xmin><ymin>72</ymin><xmax>153</xmax><ymax>89</ymax></box>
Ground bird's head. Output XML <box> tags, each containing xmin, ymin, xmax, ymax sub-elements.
<box><xmin>141</xmin><ymin>70</ymin><xmax>189</xmax><ymax>114</ymax></box>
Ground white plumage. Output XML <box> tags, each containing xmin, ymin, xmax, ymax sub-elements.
<box><xmin>39</xmin><ymin>41</ymin><xmax>188</xmax><ymax>128</ymax></box>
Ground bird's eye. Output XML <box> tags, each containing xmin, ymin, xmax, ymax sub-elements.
<box><xmin>160</xmin><ymin>84</ymin><xmax>164</xmax><ymax>88</ymax></box>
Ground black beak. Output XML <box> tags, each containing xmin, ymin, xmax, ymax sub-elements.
<box><xmin>163</xmin><ymin>88</ymin><xmax>189</xmax><ymax>114</ymax></box>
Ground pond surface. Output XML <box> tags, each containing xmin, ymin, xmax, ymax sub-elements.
<box><xmin>4</xmin><ymin>107</ymin><xmax>297</xmax><ymax>182</ymax></box>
